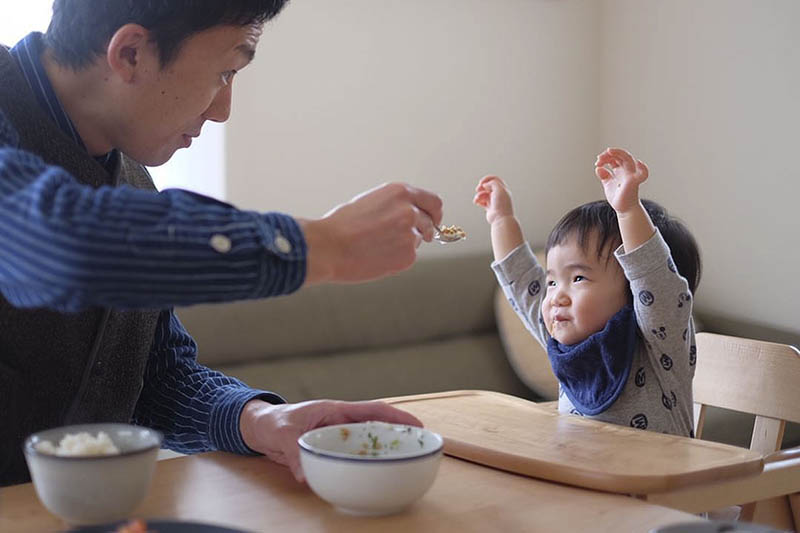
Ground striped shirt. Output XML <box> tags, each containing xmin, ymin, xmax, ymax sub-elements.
<box><xmin>1</xmin><ymin>32</ymin><xmax>297</xmax><ymax>455</ymax></box>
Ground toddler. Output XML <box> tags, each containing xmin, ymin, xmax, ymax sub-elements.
<box><xmin>474</xmin><ymin>148</ymin><xmax>701</xmax><ymax>436</ymax></box>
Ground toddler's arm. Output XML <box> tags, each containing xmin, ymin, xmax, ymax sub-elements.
<box><xmin>595</xmin><ymin>148</ymin><xmax>655</xmax><ymax>253</ymax></box>
<box><xmin>473</xmin><ymin>176</ymin><xmax>524</xmax><ymax>262</ymax></box>
<box><xmin>596</xmin><ymin>148</ymin><xmax>696</xmax><ymax>416</ymax></box>
<box><xmin>615</xmin><ymin>229</ymin><xmax>696</xmax><ymax>422</ymax></box>
<box><xmin>474</xmin><ymin>176</ymin><xmax>550</xmax><ymax>348</ymax></box>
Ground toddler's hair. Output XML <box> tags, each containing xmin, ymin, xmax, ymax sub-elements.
<box><xmin>545</xmin><ymin>200</ymin><xmax>702</xmax><ymax>294</ymax></box>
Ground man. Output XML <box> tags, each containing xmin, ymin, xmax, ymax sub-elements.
<box><xmin>0</xmin><ymin>1</ymin><xmax>443</xmax><ymax>486</ymax></box>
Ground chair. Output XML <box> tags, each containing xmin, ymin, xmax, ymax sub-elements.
<box><xmin>644</xmin><ymin>332</ymin><xmax>800</xmax><ymax>531</ymax></box>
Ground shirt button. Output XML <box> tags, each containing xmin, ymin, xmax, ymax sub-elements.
<box><xmin>274</xmin><ymin>234</ymin><xmax>292</xmax><ymax>254</ymax></box>
<box><xmin>210</xmin><ymin>234</ymin><xmax>232</xmax><ymax>253</ymax></box>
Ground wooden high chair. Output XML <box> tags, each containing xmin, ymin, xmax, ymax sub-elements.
<box><xmin>645</xmin><ymin>332</ymin><xmax>800</xmax><ymax>531</ymax></box>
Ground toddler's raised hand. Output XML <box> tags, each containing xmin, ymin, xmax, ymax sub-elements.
<box><xmin>473</xmin><ymin>175</ymin><xmax>515</xmax><ymax>225</ymax></box>
<box><xmin>595</xmin><ymin>148</ymin><xmax>649</xmax><ymax>214</ymax></box>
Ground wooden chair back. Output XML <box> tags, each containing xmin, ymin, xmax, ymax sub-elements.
<box><xmin>693</xmin><ymin>332</ymin><xmax>800</xmax><ymax>455</ymax></box>
<box><xmin>692</xmin><ymin>332</ymin><xmax>800</xmax><ymax>528</ymax></box>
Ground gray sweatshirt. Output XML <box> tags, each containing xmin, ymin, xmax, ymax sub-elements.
<box><xmin>492</xmin><ymin>230</ymin><xmax>696</xmax><ymax>436</ymax></box>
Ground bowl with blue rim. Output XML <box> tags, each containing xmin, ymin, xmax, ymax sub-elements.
<box><xmin>298</xmin><ymin>421</ymin><xmax>443</xmax><ymax>516</ymax></box>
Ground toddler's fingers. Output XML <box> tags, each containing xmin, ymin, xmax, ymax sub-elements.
<box><xmin>473</xmin><ymin>192</ymin><xmax>489</xmax><ymax>207</ymax></box>
<box><xmin>606</xmin><ymin>148</ymin><xmax>636</xmax><ymax>173</ymax></box>
<box><xmin>473</xmin><ymin>188</ymin><xmax>491</xmax><ymax>201</ymax></box>
<box><xmin>595</xmin><ymin>148</ymin><xmax>614</xmax><ymax>166</ymax></box>
<box><xmin>595</xmin><ymin>166</ymin><xmax>613</xmax><ymax>181</ymax></box>
<box><xmin>476</xmin><ymin>175</ymin><xmax>506</xmax><ymax>190</ymax></box>
<box><xmin>636</xmin><ymin>159</ymin><xmax>649</xmax><ymax>180</ymax></box>
<box><xmin>485</xmin><ymin>179</ymin><xmax>510</xmax><ymax>195</ymax></box>
<box><xmin>595</xmin><ymin>152</ymin><xmax>619</xmax><ymax>169</ymax></box>
<box><xmin>475</xmin><ymin>175</ymin><xmax>496</xmax><ymax>189</ymax></box>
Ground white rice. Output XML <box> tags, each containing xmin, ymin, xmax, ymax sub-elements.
<box><xmin>35</xmin><ymin>431</ymin><xmax>120</xmax><ymax>456</ymax></box>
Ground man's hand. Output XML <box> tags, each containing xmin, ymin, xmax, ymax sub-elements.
<box><xmin>300</xmin><ymin>183</ymin><xmax>443</xmax><ymax>285</ymax></box>
<box><xmin>594</xmin><ymin>147</ymin><xmax>649</xmax><ymax>215</ymax></box>
<box><xmin>239</xmin><ymin>399</ymin><xmax>423</xmax><ymax>482</ymax></box>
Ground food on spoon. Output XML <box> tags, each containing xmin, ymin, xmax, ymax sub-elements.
<box><xmin>438</xmin><ymin>224</ymin><xmax>466</xmax><ymax>240</ymax></box>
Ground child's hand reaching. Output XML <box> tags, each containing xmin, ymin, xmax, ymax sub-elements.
<box><xmin>473</xmin><ymin>175</ymin><xmax>524</xmax><ymax>261</ymax></box>
<box><xmin>595</xmin><ymin>147</ymin><xmax>649</xmax><ymax>215</ymax></box>
<box><xmin>473</xmin><ymin>175</ymin><xmax>515</xmax><ymax>225</ymax></box>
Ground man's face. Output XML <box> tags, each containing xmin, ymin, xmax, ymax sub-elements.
<box><xmin>111</xmin><ymin>24</ymin><xmax>262</xmax><ymax>166</ymax></box>
<box><xmin>542</xmin><ymin>233</ymin><xmax>629</xmax><ymax>346</ymax></box>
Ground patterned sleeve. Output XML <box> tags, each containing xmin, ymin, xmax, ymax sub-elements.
<box><xmin>491</xmin><ymin>242</ymin><xmax>550</xmax><ymax>348</ymax></box>
<box><xmin>132</xmin><ymin>310</ymin><xmax>286</xmax><ymax>455</ymax></box>
<box><xmin>0</xmin><ymin>128</ymin><xmax>307</xmax><ymax>312</ymax></box>
<box><xmin>615</xmin><ymin>230</ymin><xmax>696</xmax><ymax>394</ymax></box>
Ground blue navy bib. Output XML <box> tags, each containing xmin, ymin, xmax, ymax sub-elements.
<box><xmin>546</xmin><ymin>305</ymin><xmax>638</xmax><ymax>415</ymax></box>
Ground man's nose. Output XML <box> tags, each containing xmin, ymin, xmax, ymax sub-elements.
<box><xmin>204</xmin><ymin>84</ymin><xmax>233</xmax><ymax>123</ymax></box>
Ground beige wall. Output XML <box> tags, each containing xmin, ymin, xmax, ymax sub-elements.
<box><xmin>225</xmin><ymin>0</ymin><xmax>799</xmax><ymax>342</ymax></box>
<box><xmin>226</xmin><ymin>0</ymin><xmax>602</xmax><ymax>258</ymax></box>
<box><xmin>600</xmin><ymin>0</ymin><xmax>800</xmax><ymax>341</ymax></box>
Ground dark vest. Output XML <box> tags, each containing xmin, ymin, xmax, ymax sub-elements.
<box><xmin>0</xmin><ymin>46</ymin><xmax>161</xmax><ymax>486</ymax></box>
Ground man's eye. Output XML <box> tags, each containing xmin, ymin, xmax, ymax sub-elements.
<box><xmin>573</xmin><ymin>275</ymin><xmax>586</xmax><ymax>283</ymax></box>
<box><xmin>221</xmin><ymin>70</ymin><xmax>238</xmax><ymax>85</ymax></box>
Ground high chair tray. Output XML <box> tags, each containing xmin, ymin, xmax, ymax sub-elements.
<box><xmin>382</xmin><ymin>390</ymin><xmax>764</xmax><ymax>494</ymax></box>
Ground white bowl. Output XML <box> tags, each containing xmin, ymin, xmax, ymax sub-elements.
<box><xmin>298</xmin><ymin>422</ymin><xmax>443</xmax><ymax>516</ymax></box>
<box><xmin>23</xmin><ymin>423</ymin><xmax>163</xmax><ymax>525</ymax></box>
<box><xmin>650</xmin><ymin>521</ymin><xmax>782</xmax><ymax>533</ymax></box>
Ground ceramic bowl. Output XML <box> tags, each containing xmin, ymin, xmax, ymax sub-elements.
<box><xmin>298</xmin><ymin>421</ymin><xmax>443</xmax><ymax>516</ymax></box>
<box><xmin>650</xmin><ymin>521</ymin><xmax>783</xmax><ymax>533</ymax></box>
<box><xmin>23</xmin><ymin>423</ymin><xmax>163</xmax><ymax>525</ymax></box>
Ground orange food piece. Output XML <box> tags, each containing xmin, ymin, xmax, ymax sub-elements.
<box><xmin>116</xmin><ymin>519</ymin><xmax>149</xmax><ymax>533</ymax></box>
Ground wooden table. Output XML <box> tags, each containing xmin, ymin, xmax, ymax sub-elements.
<box><xmin>0</xmin><ymin>452</ymin><xmax>703</xmax><ymax>532</ymax></box>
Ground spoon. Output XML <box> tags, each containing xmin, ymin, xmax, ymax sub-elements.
<box><xmin>433</xmin><ymin>223</ymin><xmax>466</xmax><ymax>244</ymax></box>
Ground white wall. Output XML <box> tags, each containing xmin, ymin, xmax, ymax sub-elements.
<box><xmin>225</xmin><ymin>0</ymin><xmax>799</xmax><ymax>340</ymax></box>
<box><xmin>600</xmin><ymin>0</ymin><xmax>800</xmax><ymax>336</ymax></box>
<box><xmin>226</xmin><ymin>0</ymin><xmax>602</xmax><ymax>257</ymax></box>
<box><xmin>148</xmin><ymin>122</ymin><xmax>226</xmax><ymax>199</ymax></box>
<box><xmin>0</xmin><ymin>1</ymin><xmax>51</xmax><ymax>46</ymax></box>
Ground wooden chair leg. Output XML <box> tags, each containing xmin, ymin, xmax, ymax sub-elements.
<box><xmin>789</xmin><ymin>493</ymin><xmax>800</xmax><ymax>532</ymax></box>
<box><xmin>740</xmin><ymin>502</ymin><xmax>756</xmax><ymax>523</ymax></box>
<box><xmin>751</xmin><ymin>496</ymin><xmax>795</xmax><ymax>532</ymax></box>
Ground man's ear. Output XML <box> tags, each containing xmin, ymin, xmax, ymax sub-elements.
<box><xmin>106</xmin><ymin>24</ymin><xmax>153</xmax><ymax>83</ymax></box>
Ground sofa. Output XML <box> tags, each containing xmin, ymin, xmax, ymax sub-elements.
<box><xmin>178</xmin><ymin>252</ymin><xmax>534</xmax><ymax>404</ymax></box>
<box><xmin>177</xmin><ymin>250</ymin><xmax>799</xmax><ymax>449</ymax></box>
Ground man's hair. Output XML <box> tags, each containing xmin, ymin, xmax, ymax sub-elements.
<box><xmin>545</xmin><ymin>199</ymin><xmax>702</xmax><ymax>294</ymax></box>
<box><xmin>45</xmin><ymin>0</ymin><xmax>290</xmax><ymax>70</ymax></box>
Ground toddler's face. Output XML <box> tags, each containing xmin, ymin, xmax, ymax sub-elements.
<box><xmin>543</xmin><ymin>234</ymin><xmax>629</xmax><ymax>346</ymax></box>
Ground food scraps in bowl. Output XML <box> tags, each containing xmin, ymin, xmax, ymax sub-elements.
<box><xmin>299</xmin><ymin>422</ymin><xmax>444</xmax><ymax>516</ymax></box>
<box><xmin>338</xmin><ymin>425</ymin><xmax>428</xmax><ymax>457</ymax></box>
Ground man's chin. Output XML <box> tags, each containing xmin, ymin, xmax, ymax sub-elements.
<box><xmin>134</xmin><ymin>147</ymin><xmax>180</xmax><ymax>167</ymax></box>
